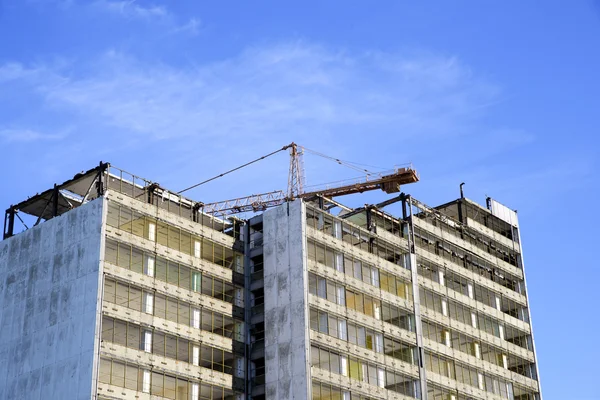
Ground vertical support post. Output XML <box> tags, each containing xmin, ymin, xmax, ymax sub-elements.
<box><xmin>147</xmin><ymin>185</ymin><xmax>154</xmax><ymax>205</ymax></box>
<box><xmin>52</xmin><ymin>184</ymin><xmax>59</xmax><ymax>218</ymax></box>
<box><xmin>406</xmin><ymin>196</ymin><xmax>428</xmax><ymax>399</ymax></box>
<box><xmin>366</xmin><ymin>206</ymin><xmax>375</xmax><ymax>254</ymax></box>
<box><xmin>3</xmin><ymin>207</ymin><xmax>15</xmax><ymax>240</ymax></box>
<box><xmin>97</xmin><ymin>161</ymin><xmax>106</xmax><ymax>197</ymax></box>
<box><xmin>458</xmin><ymin>184</ymin><xmax>465</xmax><ymax>239</ymax></box>
<box><xmin>193</xmin><ymin>203</ymin><xmax>202</xmax><ymax>223</ymax></box>
<box><xmin>401</xmin><ymin>195</ymin><xmax>408</xmax><ymax>239</ymax></box>
<box><xmin>317</xmin><ymin>196</ymin><xmax>324</xmax><ymax>210</ymax></box>
<box><xmin>457</xmin><ymin>199</ymin><xmax>465</xmax><ymax>240</ymax></box>
<box><xmin>243</xmin><ymin>221</ymin><xmax>251</xmax><ymax>400</ymax></box>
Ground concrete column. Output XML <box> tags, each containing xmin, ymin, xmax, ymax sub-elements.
<box><xmin>262</xmin><ymin>200</ymin><xmax>312</xmax><ymax>400</ymax></box>
<box><xmin>406</xmin><ymin>196</ymin><xmax>428</xmax><ymax>400</ymax></box>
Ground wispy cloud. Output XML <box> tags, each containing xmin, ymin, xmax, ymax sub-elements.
<box><xmin>93</xmin><ymin>0</ymin><xmax>167</xmax><ymax>20</ymax></box>
<box><xmin>171</xmin><ymin>17</ymin><xmax>201</xmax><ymax>36</ymax></box>
<box><xmin>90</xmin><ymin>0</ymin><xmax>199</xmax><ymax>35</ymax></box>
<box><xmin>0</xmin><ymin>63</ymin><xmax>42</xmax><ymax>83</ymax></box>
<box><xmin>0</xmin><ymin>128</ymin><xmax>68</xmax><ymax>143</ymax></box>
<box><xmin>0</xmin><ymin>42</ymin><xmax>541</xmax><ymax>197</ymax></box>
<box><xmin>8</xmin><ymin>44</ymin><xmax>498</xmax><ymax>143</ymax></box>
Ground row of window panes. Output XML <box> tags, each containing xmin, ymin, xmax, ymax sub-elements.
<box><xmin>309</xmin><ymin>272</ymin><xmax>414</xmax><ymax>332</ymax></box>
<box><xmin>424</xmin><ymin>351</ymin><xmax>515</xmax><ymax>399</ymax></box>
<box><xmin>105</xmin><ymin>239</ymin><xmax>241</xmax><ymax>305</ymax></box>
<box><xmin>305</xmin><ymin>206</ymin><xmax>407</xmax><ymax>266</ymax></box>
<box><xmin>421</xmin><ymin>320</ymin><xmax>537</xmax><ymax>380</ymax></box>
<box><xmin>414</xmin><ymin>227</ymin><xmax>522</xmax><ymax>292</ymax></box>
<box><xmin>306</xmin><ymin>204</ymin><xmax>522</xmax><ymax>295</ymax></box>
<box><xmin>98</xmin><ymin>357</ymin><xmax>237</xmax><ymax>399</ymax></box>
<box><xmin>103</xmin><ymin>277</ymin><xmax>243</xmax><ymax>341</ymax></box>
<box><xmin>416</xmin><ymin>211</ymin><xmax>520</xmax><ymax>267</ymax></box>
<box><xmin>419</xmin><ymin>262</ymin><xmax>528</xmax><ymax>323</ymax></box>
<box><xmin>310</xmin><ymin>308</ymin><xmax>417</xmax><ymax>365</ymax></box>
<box><xmin>427</xmin><ymin>382</ymin><xmax>485</xmax><ymax>400</ymax></box>
<box><xmin>449</xmin><ymin>267</ymin><xmax>527</xmax><ymax>322</ymax></box>
<box><xmin>312</xmin><ymin>381</ymin><xmax>377</xmax><ymax>400</ymax></box>
<box><xmin>418</xmin><ymin>286</ymin><xmax>530</xmax><ymax>350</ymax></box>
<box><xmin>106</xmin><ymin>166</ymin><xmax>245</xmax><ymax>237</ymax></box>
<box><xmin>310</xmin><ymin>345</ymin><xmax>418</xmax><ymax>398</ymax></box>
<box><xmin>307</xmin><ymin>239</ymin><xmax>412</xmax><ymax>300</ymax></box>
<box><xmin>102</xmin><ymin>316</ymin><xmax>236</xmax><ymax>374</ymax></box>
<box><xmin>462</xmin><ymin>203</ymin><xmax>518</xmax><ymax>243</ymax></box>
<box><xmin>368</xmin><ymin>213</ymin><xmax>406</xmax><ymax>238</ymax></box>
<box><xmin>106</xmin><ymin>203</ymin><xmax>243</xmax><ymax>271</ymax></box>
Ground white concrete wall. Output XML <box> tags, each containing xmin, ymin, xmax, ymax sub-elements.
<box><xmin>0</xmin><ymin>198</ymin><xmax>105</xmax><ymax>400</ymax></box>
<box><xmin>262</xmin><ymin>200</ymin><xmax>311</xmax><ymax>400</ymax></box>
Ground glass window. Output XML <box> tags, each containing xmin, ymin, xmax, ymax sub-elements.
<box><xmin>99</xmin><ymin>358</ymin><xmax>111</xmax><ymax>384</ymax></box>
<box><xmin>318</xmin><ymin>312</ymin><xmax>328</xmax><ymax>334</ymax></box>
<box><xmin>131</xmin><ymin>247</ymin><xmax>143</xmax><ymax>273</ymax></box>
<box><xmin>317</xmin><ymin>277</ymin><xmax>327</xmax><ymax>299</ymax></box>
<box><xmin>151</xmin><ymin>371</ymin><xmax>164</xmax><ymax>396</ymax></box>
<box><xmin>167</xmin><ymin>262</ymin><xmax>179</xmax><ymax>286</ymax></box>
<box><xmin>126</xmin><ymin>324</ymin><xmax>140</xmax><ymax>349</ymax></box>
<box><xmin>177</xmin><ymin>338</ymin><xmax>189</xmax><ymax>362</ymax></box>
<box><xmin>310</xmin><ymin>309</ymin><xmax>318</xmax><ymax>331</ymax></box>
<box><xmin>177</xmin><ymin>265</ymin><xmax>190</xmax><ymax>289</ymax></box>
<box><xmin>165</xmin><ymin>335</ymin><xmax>177</xmax><ymax>359</ymax></box>
<box><xmin>353</xmin><ymin>260</ymin><xmax>362</xmax><ymax>280</ymax></box>
<box><xmin>357</xmin><ymin>327</ymin><xmax>366</xmax><ymax>347</ymax></box>
<box><xmin>102</xmin><ymin>317</ymin><xmax>114</xmax><ymax>342</ymax></box>
<box><xmin>155</xmin><ymin>257</ymin><xmax>167</xmax><ymax>281</ymax></box>
<box><xmin>143</xmin><ymin>292</ymin><xmax>154</xmax><ymax>314</ymax></box>
<box><xmin>104</xmin><ymin>278</ymin><xmax>116</xmax><ymax>304</ymax></box>
<box><xmin>142</xmin><ymin>330</ymin><xmax>152</xmax><ymax>353</ymax></box>
<box><xmin>338</xmin><ymin>319</ymin><xmax>347</xmax><ymax>341</ymax></box>
<box><xmin>125</xmin><ymin>364</ymin><xmax>138</xmax><ymax>390</ymax></box>
<box><xmin>129</xmin><ymin>287</ymin><xmax>142</xmax><ymax>311</ymax></box>
<box><xmin>330</xmin><ymin>352</ymin><xmax>340</xmax><ymax>375</ymax></box>
<box><xmin>141</xmin><ymin>369</ymin><xmax>151</xmax><ymax>393</ymax></box>
<box><xmin>154</xmin><ymin>331</ymin><xmax>165</xmax><ymax>356</ymax></box>
<box><xmin>116</xmin><ymin>282</ymin><xmax>128</xmax><ymax>307</ymax></box>
<box><xmin>112</xmin><ymin>360</ymin><xmax>125</xmax><ymax>387</ymax></box>
<box><xmin>164</xmin><ymin>376</ymin><xmax>177</xmax><ymax>399</ymax></box>
<box><xmin>191</xmin><ymin>271</ymin><xmax>201</xmax><ymax>292</ymax></box>
<box><xmin>192</xmin><ymin>345</ymin><xmax>200</xmax><ymax>366</ymax></box>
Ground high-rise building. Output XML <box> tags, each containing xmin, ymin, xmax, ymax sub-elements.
<box><xmin>0</xmin><ymin>162</ymin><xmax>542</xmax><ymax>400</ymax></box>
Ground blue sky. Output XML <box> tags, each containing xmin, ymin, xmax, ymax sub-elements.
<box><xmin>1</xmin><ymin>1</ymin><xmax>599</xmax><ymax>398</ymax></box>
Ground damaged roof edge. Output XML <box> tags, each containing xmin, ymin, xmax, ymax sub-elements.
<box><xmin>8</xmin><ymin>162</ymin><xmax>110</xmax><ymax>219</ymax></box>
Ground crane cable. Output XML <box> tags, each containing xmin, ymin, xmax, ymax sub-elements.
<box><xmin>301</xmin><ymin>146</ymin><xmax>380</xmax><ymax>175</ymax></box>
<box><xmin>177</xmin><ymin>143</ymin><xmax>293</xmax><ymax>194</ymax></box>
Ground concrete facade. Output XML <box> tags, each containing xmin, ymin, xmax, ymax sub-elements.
<box><xmin>262</xmin><ymin>201</ymin><xmax>311</xmax><ymax>400</ymax></box>
<box><xmin>0</xmin><ymin>198</ymin><xmax>105</xmax><ymax>400</ymax></box>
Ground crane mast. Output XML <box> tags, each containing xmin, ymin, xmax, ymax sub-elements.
<box><xmin>287</xmin><ymin>143</ymin><xmax>305</xmax><ymax>199</ymax></box>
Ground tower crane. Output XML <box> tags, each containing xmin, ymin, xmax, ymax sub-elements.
<box><xmin>177</xmin><ymin>142</ymin><xmax>419</xmax><ymax>216</ymax></box>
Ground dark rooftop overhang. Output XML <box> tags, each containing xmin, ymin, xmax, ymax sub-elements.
<box><xmin>3</xmin><ymin>162</ymin><xmax>109</xmax><ymax>239</ymax></box>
